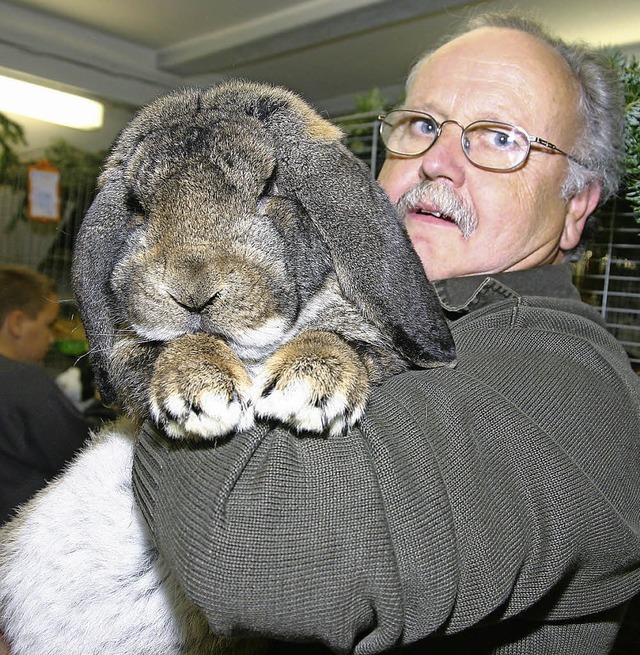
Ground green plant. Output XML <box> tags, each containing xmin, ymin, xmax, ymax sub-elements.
<box><xmin>353</xmin><ymin>87</ymin><xmax>390</xmax><ymax>116</ymax></box>
<box><xmin>42</xmin><ymin>139</ymin><xmax>107</xmax><ymax>191</ymax></box>
<box><xmin>0</xmin><ymin>111</ymin><xmax>26</xmax><ymax>182</ymax></box>
<box><xmin>612</xmin><ymin>52</ymin><xmax>640</xmax><ymax>221</ymax></box>
<box><xmin>338</xmin><ymin>88</ymin><xmax>398</xmax><ymax>175</ymax></box>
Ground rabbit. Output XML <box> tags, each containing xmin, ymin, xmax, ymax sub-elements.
<box><xmin>71</xmin><ymin>78</ymin><xmax>455</xmax><ymax>441</ymax></box>
<box><xmin>0</xmin><ymin>80</ymin><xmax>455</xmax><ymax>655</ymax></box>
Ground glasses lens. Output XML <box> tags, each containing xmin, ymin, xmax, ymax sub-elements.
<box><xmin>463</xmin><ymin>121</ymin><xmax>530</xmax><ymax>170</ymax></box>
<box><xmin>381</xmin><ymin>110</ymin><xmax>439</xmax><ymax>156</ymax></box>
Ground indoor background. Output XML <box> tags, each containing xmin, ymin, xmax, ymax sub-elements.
<box><xmin>0</xmin><ymin>0</ymin><xmax>638</xmax><ymax>371</ymax></box>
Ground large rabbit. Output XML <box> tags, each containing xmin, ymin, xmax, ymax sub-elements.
<box><xmin>72</xmin><ymin>78</ymin><xmax>455</xmax><ymax>439</ymax></box>
<box><xmin>0</xmin><ymin>80</ymin><xmax>455</xmax><ymax>655</ymax></box>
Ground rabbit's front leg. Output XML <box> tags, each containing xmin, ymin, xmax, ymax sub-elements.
<box><xmin>150</xmin><ymin>333</ymin><xmax>255</xmax><ymax>439</ymax></box>
<box><xmin>253</xmin><ymin>330</ymin><xmax>371</xmax><ymax>436</ymax></box>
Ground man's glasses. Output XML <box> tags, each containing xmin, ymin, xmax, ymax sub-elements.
<box><xmin>378</xmin><ymin>109</ymin><xmax>578</xmax><ymax>172</ymax></box>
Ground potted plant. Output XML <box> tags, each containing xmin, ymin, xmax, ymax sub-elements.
<box><xmin>0</xmin><ymin>111</ymin><xmax>27</xmax><ymax>242</ymax></box>
<box><xmin>0</xmin><ymin>111</ymin><xmax>26</xmax><ymax>184</ymax></box>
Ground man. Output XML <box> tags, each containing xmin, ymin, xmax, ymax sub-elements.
<box><xmin>0</xmin><ymin>264</ymin><xmax>91</xmax><ymax>525</ymax></box>
<box><xmin>130</xmin><ymin>13</ymin><xmax>639</xmax><ymax>653</ymax></box>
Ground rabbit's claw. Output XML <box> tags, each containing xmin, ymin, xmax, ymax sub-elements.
<box><xmin>149</xmin><ymin>335</ymin><xmax>254</xmax><ymax>440</ymax></box>
<box><xmin>253</xmin><ymin>331</ymin><xmax>370</xmax><ymax>436</ymax></box>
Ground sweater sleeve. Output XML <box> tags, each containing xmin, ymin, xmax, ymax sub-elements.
<box><xmin>132</xmin><ymin>303</ymin><xmax>640</xmax><ymax>653</ymax></box>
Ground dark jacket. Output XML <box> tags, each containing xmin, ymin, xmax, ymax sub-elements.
<box><xmin>133</xmin><ymin>264</ymin><xmax>640</xmax><ymax>654</ymax></box>
<box><xmin>0</xmin><ymin>355</ymin><xmax>91</xmax><ymax>524</ymax></box>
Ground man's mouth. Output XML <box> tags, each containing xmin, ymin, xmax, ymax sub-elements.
<box><xmin>396</xmin><ymin>181</ymin><xmax>478</xmax><ymax>238</ymax></box>
<box><xmin>414</xmin><ymin>207</ymin><xmax>457</xmax><ymax>224</ymax></box>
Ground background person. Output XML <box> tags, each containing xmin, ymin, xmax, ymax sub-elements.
<box><xmin>131</xmin><ymin>12</ymin><xmax>640</xmax><ymax>654</ymax></box>
<box><xmin>0</xmin><ymin>264</ymin><xmax>91</xmax><ymax>525</ymax></box>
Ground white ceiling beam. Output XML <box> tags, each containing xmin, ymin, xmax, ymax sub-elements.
<box><xmin>158</xmin><ymin>0</ymin><xmax>475</xmax><ymax>75</ymax></box>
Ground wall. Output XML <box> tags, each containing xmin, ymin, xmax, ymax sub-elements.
<box><xmin>7</xmin><ymin>101</ymin><xmax>136</xmax><ymax>161</ymax></box>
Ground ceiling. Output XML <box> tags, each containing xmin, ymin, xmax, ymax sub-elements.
<box><xmin>1</xmin><ymin>0</ymin><xmax>639</xmax><ymax>151</ymax></box>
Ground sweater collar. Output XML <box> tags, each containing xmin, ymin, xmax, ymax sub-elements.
<box><xmin>433</xmin><ymin>264</ymin><xmax>581</xmax><ymax>316</ymax></box>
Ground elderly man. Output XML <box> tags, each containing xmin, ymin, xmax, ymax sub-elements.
<box><xmin>1</xmin><ymin>11</ymin><xmax>638</xmax><ymax>655</ymax></box>
<box><xmin>130</xmin><ymin>13</ymin><xmax>640</xmax><ymax>655</ymax></box>
<box><xmin>377</xmin><ymin>18</ymin><xmax>607</xmax><ymax>280</ymax></box>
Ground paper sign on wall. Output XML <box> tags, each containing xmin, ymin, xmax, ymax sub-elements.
<box><xmin>27</xmin><ymin>161</ymin><xmax>61</xmax><ymax>222</ymax></box>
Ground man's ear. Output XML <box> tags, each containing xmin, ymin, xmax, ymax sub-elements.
<box><xmin>5</xmin><ymin>309</ymin><xmax>27</xmax><ymax>339</ymax></box>
<box><xmin>560</xmin><ymin>179</ymin><xmax>602</xmax><ymax>251</ymax></box>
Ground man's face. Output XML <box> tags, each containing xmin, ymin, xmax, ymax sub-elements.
<box><xmin>378</xmin><ymin>27</ymin><xmax>596</xmax><ymax>281</ymax></box>
<box><xmin>17</xmin><ymin>295</ymin><xmax>59</xmax><ymax>363</ymax></box>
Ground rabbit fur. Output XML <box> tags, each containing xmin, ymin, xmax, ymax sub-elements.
<box><xmin>72</xmin><ymin>78</ymin><xmax>455</xmax><ymax>440</ymax></box>
<box><xmin>0</xmin><ymin>420</ymin><xmax>263</xmax><ymax>655</ymax></box>
<box><xmin>0</xmin><ymin>80</ymin><xmax>455</xmax><ymax>654</ymax></box>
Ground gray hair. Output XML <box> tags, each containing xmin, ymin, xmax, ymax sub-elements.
<box><xmin>406</xmin><ymin>12</ymin><xmax>626</xmax><ymax>206</ymax></box>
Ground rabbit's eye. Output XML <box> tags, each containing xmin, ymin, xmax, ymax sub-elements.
<box><xmin>260</xmin><ymin>171</ymin><xmax>278</xmax><ymax>199</ymax></box>
<box><xmin>125</xmin><ymin>194</ymin><xmax>146</xmax><ymax>224</ymax></box>
<box><xmin>257</xmin><ymin>171</ymin><xmax>279</xmax><ymax>215</ymax></box>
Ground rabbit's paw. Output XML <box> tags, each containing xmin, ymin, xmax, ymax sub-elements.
<box><xmin>254</xmin><ymin>331</ymin><xmax>370</xmax><ymax>436</ymax></box>
<box><xmin>149</xmin><ymin>334</ymin><xmax>254</xmax><ymax>439</ymax></box>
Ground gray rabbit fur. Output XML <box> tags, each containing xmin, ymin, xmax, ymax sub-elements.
<box><xmin>0</xmin><ymin>80</ymin><xmax>455</xmax><ymax>655</ymax></box>
<box><xmin>72</xmin><ymin>78</ymin><xmax>455</xmax><ymax>439</ymax></box>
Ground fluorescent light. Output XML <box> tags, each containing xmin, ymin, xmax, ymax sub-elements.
<box><xmin>0</xmin><ymin>75</ymin><xmax>104</xmax><ymax>130</ymax></box>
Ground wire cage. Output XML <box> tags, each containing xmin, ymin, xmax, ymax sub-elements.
<box><xmin>573</xmin><ymin>199</ymin><xmax>640</xmax><ymax>370</ymax></box>
<box><xmin>0</xmin><ymin>167</ymin><xmax>95</xmax><ymax>300</ymax></box>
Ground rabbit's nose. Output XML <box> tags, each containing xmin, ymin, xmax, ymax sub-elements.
<box><xmin>168</xmin><ymin>290</ymin><xmax>221</xmax><ymax>314</ymax></box>
<box><xmin>165</xmin><ymin>249</ymin><xmax>225</xmax><ymax>312</ymax></box>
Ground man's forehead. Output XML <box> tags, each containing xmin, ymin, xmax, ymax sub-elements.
<box><xmin>406</xmin><ymin>58</ymin><xmax>536</xmax><ymax>123</ymax></box>
<box><xmin>414</xmin><ymin>28</ymin><xmax>563</xmax><ymax>85</ymax></box>
<box><xmin>406</xmin><ymin>27</ymin><xmax>577</xmax><ymax>128</ymax></box>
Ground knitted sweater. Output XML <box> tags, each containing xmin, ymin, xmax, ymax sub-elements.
<box><xmin>133</xmin><ymin>264</ymin><xmax>640</xmax><ymax>654</ymax></box>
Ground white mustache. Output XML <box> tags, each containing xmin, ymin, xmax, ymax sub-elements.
<box><xmin>396</xmin><ymin>181</ymin><xmax>478</xmax><ymax>239</ymax></box>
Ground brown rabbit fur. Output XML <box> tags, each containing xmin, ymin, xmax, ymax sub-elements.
<box><xmin>72</xmin><ymin>79</ymin><xmax>455</xmax><ymax>440</ymax></box>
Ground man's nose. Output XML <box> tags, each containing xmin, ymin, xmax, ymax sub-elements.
<box><xmin>418</xmin><ymin>120</ymin><xmax>467</xmax><ymax>185</ymax></box>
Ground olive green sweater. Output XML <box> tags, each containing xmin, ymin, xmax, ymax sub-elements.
<box><xmin>133</xmin><ymin>265</ymin><xmax>640</xmax><ymax>654</ymax></box>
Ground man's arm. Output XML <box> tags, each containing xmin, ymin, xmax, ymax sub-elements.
<box><xmin>133</xmin><ymin>307</ymin><xmax>640</xmax><ymax>653</ymax></box>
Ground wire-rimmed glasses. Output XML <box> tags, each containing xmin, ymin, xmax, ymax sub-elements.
<box><xmin>378</xmin><ymin>109</ymin><xmax>577</xmax><ymax>172</ymax></box>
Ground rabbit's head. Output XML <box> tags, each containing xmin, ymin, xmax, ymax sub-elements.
<box><xmin>72</xmin><ymin>80</ymin><xmax>455</xmax><ymax>403</ymax></box>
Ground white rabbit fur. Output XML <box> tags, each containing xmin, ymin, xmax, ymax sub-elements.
<box><xmin>0</xmin><ymin>419</ymin><xmax>237</xmax><ymax>654</ymax></box>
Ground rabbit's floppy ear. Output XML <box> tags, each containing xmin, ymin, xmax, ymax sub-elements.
<box><xmin>259</xmin><ymin>89</ymin><xmax>456</xmax><ymax>367</ymax></box>
<box><xmin>71</xmin><ymin>173</ymin><xmax>131</xmax><ymax>404</ymax></box>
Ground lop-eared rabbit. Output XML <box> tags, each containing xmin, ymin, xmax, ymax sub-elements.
<box><xmin>0</xmin><ymin>80</ymin><xmax>454</xmax><ymax>654</ymax></box>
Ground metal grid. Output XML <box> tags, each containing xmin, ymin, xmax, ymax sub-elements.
<box><xmin>573</xmin><ymin>200</ymin><xmax>640</xmax><ymax>370</ymax></box>
<box><xmin>0</xmin><ymin>169</ymin><xmax>93</xmax><ymax>302</ymax></box>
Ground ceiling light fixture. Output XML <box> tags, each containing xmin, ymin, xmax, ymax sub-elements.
<box><xmin>0</xmin><ymin>74</ymin><xmax>104</xmax><ymax>130</ymax></box>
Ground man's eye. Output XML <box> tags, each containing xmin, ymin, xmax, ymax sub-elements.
<box><xmin>493</xmin><ymin>132</ymin><xmax>513</xmax><ymax>148</ymax></box>
<box><xmin>414</xmin><ymin>118</ymin><xmax>437</xmax><ymax>135</ymax></box>
<box><xmin>489</xmin><ymin>130</ymin><xmax>516</xmax><ymax>149</ymax></box>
